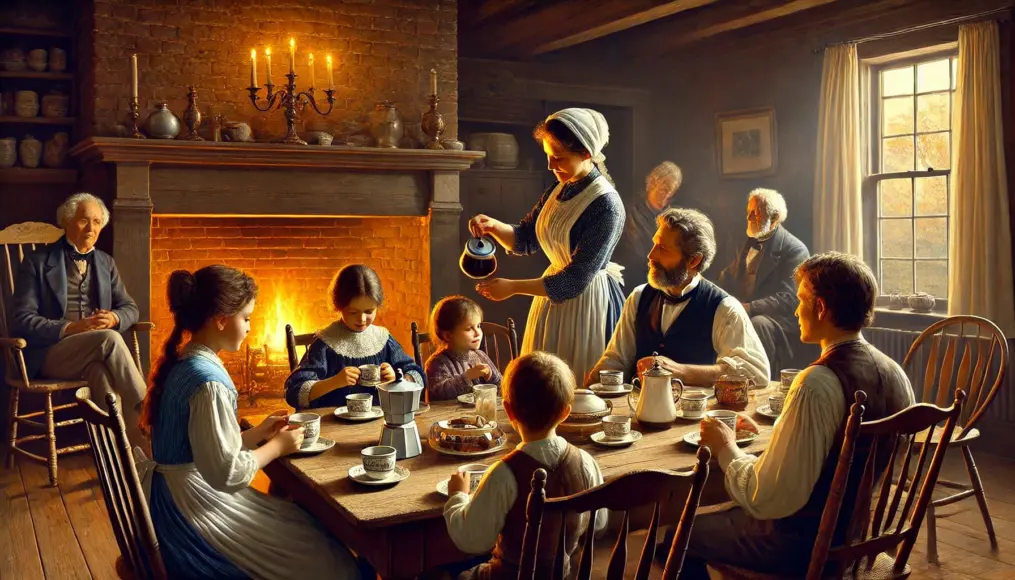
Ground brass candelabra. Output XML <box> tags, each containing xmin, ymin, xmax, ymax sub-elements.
<box><xmin>247</xmin><ymin>72</ymin><xmax>335</xmax><ymax>145</ymax></box>
<box><xmin>420</xmin><ymin>94</ymin><xmax>445</xmax><ymax>149</ymax></box>
<box><xmin>128</xmin><ymin>98</ymin><xmax>145</xmax><ymax>139</ymax></box>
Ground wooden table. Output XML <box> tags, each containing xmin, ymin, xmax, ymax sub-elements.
<box><xmin>263</xmin><ymin>384</ymin><xmax>779</xmax><ymax>579</ymax></box>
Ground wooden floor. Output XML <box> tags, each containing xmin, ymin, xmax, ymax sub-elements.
<box><xmin>3</xmin><ymin>446</ymin><xmax>1015</xmax><ymax>579</ymax></box>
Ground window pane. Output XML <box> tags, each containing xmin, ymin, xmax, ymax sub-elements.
<box><xmin>916</xmin><ymin>132</ymin><xmax>950</xmax><ymax>170</ymax></box>
<box><xmin>882</xmin><ymin>260</ymin><xmax>914</xmax><ymax>295</ymax></box>
<box><xmin>915</xmin><ymin>260</ymin><xmax>948</xmax><ymax>299</ymax></box>
<box><xmin>881</xmin><ymin>96</ymin><xmax>913</xmax><ymax>137</ymax></box>
<box><xmin>883</xmin><ymin>66</ymin><xmax>914</xmax><ymax>97</ymax></box>
<box><xmin>915</xmin><ymin>217</ymin><xmax>947</xmax><ymax>258</ymax></box>
<box><xmin>883</xmin><ymin>136</ymin><xmax>915</xmax><ymax>172</ymax></box>
<box><xmin>881</xmin><ymin>219</ymin><xmax>913</xmax><ymax>258</ymax></box>
<box><xmin>915</xmin><ymin>175</ymin><xmax>948</xmax><ymax>215</ymax></box>
<box><xmin>916</xmin><ymin>93</ymin><xmax>950</xmax><ymax>132</ymax></box>
<box><xmin>879</xmin><ymin>178</ymin><xmax>912</xmax><ymax>217</ymax></box>
<box><xmin>917</xmin><ymin>59</ymin><xmax>950</xmax><ymax>93</ymax></box>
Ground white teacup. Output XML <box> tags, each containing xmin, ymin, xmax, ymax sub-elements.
<box><xmin>361</xmin><ymin>445</ymin><xmax>397</xmax><ymax>480</ymax></box>
<box><xmin>359</xmin><ymin>364</ymin><xmax>381</xmax><ymax>384</ymax></box>
<box><xmin>288</xmin><ymin>412</ymin><xmax>321</xmax><ymax>448</ymax></box>
<box><xmin>780</xmin><ymin>369</ymin><xmax>801</xmax><ymax>393</ymax></box>
<box><xmin>679</xmin><ymin>390</ymin><xmax>709</xmax><ymax>419</ymax></box>
<box><xmin>458</xmin><ymin>463</ymin><xmax>490</xmax><ymax>492</ymax></box>
<box><xmin>346</xmin><ymin>392</ymin><xmax>373</xmax><ymax>416</ymax></box>
<box><xmin>704</xmin><ymin>409</ymin><xmax>738</xmax><ymax>431</ymax></box>
<box><xmin>769</xmin><ymin>392</ymin><xmax>786</xmax><ymax>415</ymax></box>
<box><xmin>601</xmin><ymin>415</ymin><xmax>631</xmax><ymax>440</ymax></box>
<box><xmin>599</xmin><ymin>370</ymin><xmax>624</xmax><ymax>390</ymax></box>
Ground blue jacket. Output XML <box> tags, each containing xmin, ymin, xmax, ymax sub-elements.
<box><xmin>12</xmin><ymin>237</ymin><xmax>139</xmax><ymax>378</ymax></box>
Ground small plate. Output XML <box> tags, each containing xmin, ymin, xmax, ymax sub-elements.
<box><xmin>755</xmin><ymin>405</ymin><xmax>781</xmax><ymax>420</ymax></box>
<box><xmin>333</xmin><ymin>406</ymin><xmax>384</xmax><ymax>422</ymax></box>
<box><xmin>684</xmin><ymin>387</ymin><xmax>715</xmax><ymax>399</ymax></box>
<box><xmin>429</xmin><ymin>440</ymin><xmax>508</xmax><ymax>458</ymax></box>
<box><xmin>589</xmin><ymin>383</ymin><xmax>634</xmax><ymax>397</ymax></box>
<box><xmin>348</xmin><ymin>464</ymin><xmax>410</xmax><ymax>486</ymax></box>
<box><xmin>590</xmin><ymin>431</ymin><xmax>643</xmax><ymax>447</ymax></box>
<box><xmin>675</xmin><ymin>408</ymin><xmax>706</xmax><ymax>421</ymax></box>
<box><xmin>292</xmin><ymin>437</ymin><xmax>336</xmax><ymax>455</ymax></box>
<box><xmin>683</xmin><ymin>431</ymin><xmax>759</xmax><ymax>447</ymax></box>
<box><xmin>436</xmin><ymin>478</ymin><xmax>450</xmax><ymax>497</ymax></box>
<box><xmin>457</xmin><ymin>393</ymin><xmax>504</xmax><ymax>409</ymax></box>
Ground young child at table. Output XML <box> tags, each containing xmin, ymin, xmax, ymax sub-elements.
<box><xmin>443</xmin><ymin>351</ymin><xmax>607</xmax><ymax>580</ymax></box>
<box><xmin>425</xmin><ymin>295</ymin><xmax>503</xmax><ymax>400</ymax></box>
<box><xmin>284</xmin><ymin>264</ymin><xmax>424</xmax><ymax>410</ymax></box>
<box><xmin>137</xmin><ymin>265</ymin><xmax>363</xmax><ymax>579</ymax></box>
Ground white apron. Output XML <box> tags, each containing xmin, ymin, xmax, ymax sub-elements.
<box><xmin>522</xmin><ymin>175</ymin><xmax>623</xmax><ymax>385</ymax></box>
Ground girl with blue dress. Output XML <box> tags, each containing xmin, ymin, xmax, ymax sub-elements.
<box><xmin>136</xmin><ymin>264</ymin><xmax>362</xmax><ymax>579</ymax></box>
<box><xmin>284</xmin><ymin>264</ymin><xmax>424</xmax><ymax>410</ymax></box>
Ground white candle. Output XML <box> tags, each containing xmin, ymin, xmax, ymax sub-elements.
<box><xmin>326</xmin><ymin>54</ymin><xmax>333</xmax><ymax>90</ymax></box>
<box><xmin>429</xmin><ymin>68</ymin><xmax>437</xmax><ymax>96</ymax></box>
<box><xmin>265</xmin><ymin>47</ymin><xmax>272</xmax><ymax>85</ymax></box>
<box><xmin>289</xmin><ymin>38</ymin><xmax>295</xmax><ymax>74</ymax></box>
<box><xmin>250</xmin><ymin>49</ymin><xmax>257</xmax><ymax>87</ymax></box>
<box><xmin>131</xmin><ymin>54</ymin><xmax>138</xmax><ymax>100</ymax></box>
<box><xmin>308</xmin><ymin>53</ymin><xmax>314</xmax><ymax>89</ymax></box>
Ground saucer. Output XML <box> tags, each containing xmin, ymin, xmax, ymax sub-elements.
<box><xmin>357</xmin><ymin>379</ymin><xmax>382</xmax><ymax>387</ymax></box>
<box><xmin>588</xmin><ymin>383</ymin><xmax>633</xmax><ymax>397</ymax></box>
<box><xmin>348</xmin><ymin>464</ymin><xmax>410</xmax><ymax>486</ymax></box>
<box><xmin>293</xmin><ymin>437</ymin><xmax>335</xmax><ymax>455</ymax></box>
<box><xmin>683</xmin><ymin>431</ymin><xmax>759</xmax><ymax>447</ymax></box>
<box><xmin>683</xmin><ymin>387</ymin><xmax>715</xmax><ymax>399</ymax></box>
<box><xmin>333</xmin><ymin>406</ymin><xmax>384</xmax><ymax>422</ymax></box>
<box><xmin>457</xmin><ymin>393</ymin><xmax>504</xmax><ymax>409</ymax></box>
<box><xmin>436</xmin><ymin>478</ymin><xmax>450</xmax><ymax>497</ymax></box>
<box><xmin>590</xmin><ymin>430</ymin><xmax>642</xmax><ymax>447</ymax></box>
<box><xmin>429</xmin><ymin>440</ymin><xmax>508</xmax><ymax>458</ymax></box>
<box><xmin>755</xmin><ymin>405</ymin><xmax>781</xmax><ymax>420</ymax></box>
<box><xmin>675</xmin><ymin>408</ymin><xmax>706</xmax><ymax>421</ymax></box>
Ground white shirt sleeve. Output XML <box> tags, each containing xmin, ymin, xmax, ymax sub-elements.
<box><xmin>713</xmin><ymin>297</ymin><xmax>771</xmax><ymax>384</ymax></box>
<box><xmin>189</xmin><ymin>381</ymin><xmax>260</xmax><ymax>493</ymax></box>
<box><xmin>587</xmin><ymin>285</ymin><xmax>644</xmax><ymax>382</ymax></box>
<box><xmin>578</xmin><ymin>449</ymin><xmax>609</xmax><ymax>532</ymax></box>
<box><xmin>443</xmin><ymin>460</ymin><xmax>517</xmax><ymax>554</ymax></box>
<box><xmin>718</xmin><ymin>366</ymin><xmax>846</xmax><ymax>519</ymax></box>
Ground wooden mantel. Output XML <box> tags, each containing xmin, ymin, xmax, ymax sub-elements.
<box><xmin>70</xmin><ymin>137</ymin><xmax>484</xmax><ymax>373</ymax></box>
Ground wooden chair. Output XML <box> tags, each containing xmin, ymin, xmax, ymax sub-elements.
<box><xmin>480</xmin><ymin>318</ymin><xmax>519</xmax><ymax>370</ymax></box>
<box><xmin>75</xmin><ymin>387</ymin><xmax>168</xmax><ymax>579</ymax></box>
<box><xmin>284</xmin><ymin>323</ymin><xmax>317</xmax><ymax>372</ymax></box>
<box><xmin>519</xmin><ymin>446</ymin><xmax>711</xmax><ymax>580</ymax></box>
<box><xmin>709</xmin><ymin>388</ymin><xmax>965</xmax><ymax>580</ymax></box>
<box><xmin>900</xmin><ymin>315</ymin><xmax>1008</xmax><ymax>563</ymax></box>
<box><xmin>410</xmin><ymin>321</ymin><xmax>436</xmax><ymax>407</ymax></box>
<box><xmin>1</xmin><ymin>221</ymin><xmax>153</xmax><ymax>486</ymax></box>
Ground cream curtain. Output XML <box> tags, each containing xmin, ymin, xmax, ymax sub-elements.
<box><xmin>813</xmin><ymin>43</ymin><xmax>863</xmax><ymax>256</ymax></box>
<box><xmin>949</xmin><ymin>21</ymin><xmax>1015</xmax><ymax>337</ymax></box>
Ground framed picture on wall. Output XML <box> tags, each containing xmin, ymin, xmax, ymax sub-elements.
<box><xmin>715</xmin><ymin>107</ymin><xmax>777</xmax><ymax>178</ymax></box>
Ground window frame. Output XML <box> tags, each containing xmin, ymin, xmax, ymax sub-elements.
<box><xmin>863</xmin><ymin>48</ymin><xmax>957</xmax><ymax>312</ymax></box>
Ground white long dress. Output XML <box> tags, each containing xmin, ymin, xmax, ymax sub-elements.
<box><xmin>522</xmin><ymin>174</ymin><xmax>623</xmax><ymax>384</ymax></box>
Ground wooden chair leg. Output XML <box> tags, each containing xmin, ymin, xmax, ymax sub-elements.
<box><xmin>926</xmin><ymin>502</ymin><xmax>939</xmax><ymax>564</ymax></box>
<box><xmin>961</xmin><ymin>446</ymin><xmax>997</xmax><ymax>548</ymax></box>
<box><xmin>7</xmin><ymin>387</ymin><xmax>18</xmax><ymax>468</ymax></box>
<box><xmin>46</xmin><ymin>392</ymin><xmax>58</xmax><ymax>486</ymax></box>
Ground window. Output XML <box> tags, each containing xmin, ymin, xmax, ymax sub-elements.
<box><xmin>866</xmin><ymin>53</ymin><xmax>957</xmax><ymax>306</ymax></box>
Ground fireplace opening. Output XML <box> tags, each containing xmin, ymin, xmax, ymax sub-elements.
<box><xmin>150</xmin><ymin>215</ymin><xmax>431</xmax><ymax>413</ymax></box>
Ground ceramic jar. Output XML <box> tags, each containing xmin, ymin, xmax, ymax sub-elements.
<box><xmin>41</xmin><ymin>92</ymin><xmax>68</xmax><ymax>118</ymax></box>
<box><xmin>221</xmin><ymin>121</ymin><xmax>252</xmax><ymax>142</ymax></box>
<box><xmin>144</xmin><ymin>103</ymin><xmax>182</xmax><ymax>139</ymax></box>
<box><xmin>14</xmin><ymin>90</ymin><xmax>39</xmax><ymax>118</ymax></box>
<box><xmin>43</xmin><ymin>132</ymin><xmax>68</xmax><ymax>168</ymax></box>
<box><xmin>908</xmin><ymin>292</ymin><xmax>936</xmax><ymax>313</ymax></box>
<box><xmin>369</xmin><ymin>101</ymin><xmax>403</xmax><ymax>148</ymax></box>
<box><xmin>888</xmin><ymin>292</ymin><xmax>906</xmax><ymax>310</ymax></box>
<box><xmin>19</xmin><ymin>135</ymin><xmax>42</xmax><ymax>168</ymax></box>
<box><xmin>1</xmin><ymin>48</ymin><xmax>25</xmax><ymax>71</ymax></box>
<box><xmin>27</xmin><ymin>49</ymin><xmax>47</xmax><ymax>72</ymax></box>
<box><xmin>468</xmin><ymin>133</ymin><xmax>489</xmax><ymax>167</ymax></box>
<box><xmin>0</xmin><ymin>137</ymin><xmax>16</xmax><ymax>168</ymax></box>
<box><xmin>48</xmin><ymin>47</ymin><xmax>67</xmax><ymax>72</ymax></box>
<box><xmin>485</xmin><ymin>133</ymin><xmax>519</xmax><ymax>169</ymax></box>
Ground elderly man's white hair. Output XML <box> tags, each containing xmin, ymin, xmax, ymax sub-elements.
<box><xmin>57</xmin><ymin>193</ymin><xmax>110</xmax><ymax>228</ymax></box>
<box><xmin>748</xmin><ymin>188</ymin><xmax>788</xmax><ymax>224</ymax></box>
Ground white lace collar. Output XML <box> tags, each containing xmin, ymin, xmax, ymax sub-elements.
<box><xmin>317</xmin><ymin>321</ymin><xmax>390</xmax><ymax>358</ymax></box>
<box><xmin>180</xmin><ymin>342</ymin><xmax>226</xmax><ymax>370</ymax></box>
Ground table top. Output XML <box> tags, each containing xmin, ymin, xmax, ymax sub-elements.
<box><xmin>278</xmin><ymin>383</ymin><xmax>779</xmax><ymax>529</ymax></box>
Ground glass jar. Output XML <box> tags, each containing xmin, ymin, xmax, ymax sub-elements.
<box><xmin>714</xmin><ymin>362</ymin><xmax>754</xmax><ymax>411</ymax></box>
<box><xmin>473</xmin><ymin>383</ymin><xmax>499</xmax><ymax>425</ymax></box>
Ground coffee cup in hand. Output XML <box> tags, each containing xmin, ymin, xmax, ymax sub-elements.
<box><xmin>288</xmin><ymin>413</ymin><xmax>321</xmax><ymax>448</ymax></box>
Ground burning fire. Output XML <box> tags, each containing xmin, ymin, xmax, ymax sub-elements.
<box><xmin>252</xmin><ymin>281</ymin><xmax>321</xmax><ymax>349</ymax></box>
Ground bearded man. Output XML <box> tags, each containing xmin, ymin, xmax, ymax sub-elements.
<box><xmin>586</xmin><ymin>208</ymin><xmax>769</xmax><ymax>388</ymax></box>
<box><xmin>717</xmin><ymin>188</ymin><xmax>812</xmax><ymax>378</ymax></box>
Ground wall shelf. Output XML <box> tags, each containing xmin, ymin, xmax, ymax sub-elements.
<box><xmin>0</xmin><ymin>116</ymin><xmax>75</xmax><ymax>125</ymax></box>
<box><xmin>0</xmin><ymin>71</ymin><xmax>74</xmax><ymax>80</ymax></box>
<box><xmin>0</xmin><ymin>168</ymin><xmax>77</xmax><ymax>184</ymax></box>
<box><xmin>0</xmin><ymin>26</ymin><xmax>72</xmax><ymax>38</ymax></box>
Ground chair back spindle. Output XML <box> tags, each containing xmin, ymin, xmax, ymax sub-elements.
<box><xmin>284</xmin><ymin>324</ymin><xmax>317</xmax><ymax>372</ymax></box>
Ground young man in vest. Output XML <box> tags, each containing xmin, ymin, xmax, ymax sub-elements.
<box><xmin>681</xmin><ymin>251</ymin><xmax>915</xmax><ymax>577</ymax></box>
<box><xmin>586</xmin><ymin>207</ymin><xmax>769</xmax><ymax>388</ymax></box>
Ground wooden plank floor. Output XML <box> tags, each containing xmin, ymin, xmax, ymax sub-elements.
<box><xmin>3</xmin><ymin>447</ymin><xmax>1015</xmax><ymax>579</ymax></box>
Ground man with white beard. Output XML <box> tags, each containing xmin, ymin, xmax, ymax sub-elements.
<box><xmin>586</xmin><ymin>208</ymin><xmax>769</xmax><ymax>388</ymax></box>
<box><xmin>717</xmin><ymin>188</ymin><xmax>811</xmax><ymax>378</ymax></box>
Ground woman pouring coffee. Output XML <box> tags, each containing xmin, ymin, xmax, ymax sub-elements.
<box><xmin>469</xmin><ymin>108</ymin><xmax>625</xmax><ymax>385</ymax></box>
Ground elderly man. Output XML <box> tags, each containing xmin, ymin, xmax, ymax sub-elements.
<box><xmin>587</xmin><ymin>207</ymin><xmax>769</xmax><ymax>389</ymax></box>
<box><xmin>13</xmin><ymin>193</ymin><xmax>147</xmax><ymax>445</ymax></box>
<box><xmin>620</xmin><ymin>162</ymin><xmax>683</xmax><ymax>286</ymax></box>
<box><xmin>717</xmin><ymin>188</ymin><xmax>812</xmax><ymax>377</ymax></box>
<box><xmin>678</xmin><ymin>252</ymin><xmax>915</xmax><ymax>578</ymax></box>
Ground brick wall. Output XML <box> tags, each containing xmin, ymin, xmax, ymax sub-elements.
<box><xmin>87</xmin><ymin>0</ymin><xmax>458</xmax><ymax>141</ymax></box>
<box><xmin>150</xmin><ymin>215</ymin><xmax>431</xmax><ymax>407</ymax></box>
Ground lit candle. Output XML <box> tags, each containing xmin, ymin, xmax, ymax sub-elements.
<box><xmin>265</xmin><ymin>47</ymin><xmax>272</xmax><ymax>85</ymax></box>
<box><xmin>250</xmin><ymin>49</ymin><xmax>257</xmax><ymax>87</ymax></box>
<box><xmin>289</xmin><ymin>37</ymin><xmax>295</xmax><ymax>74</ymax></box>
<box><xmin>131</xmin><ymin>54</ymin><xmax>138</xmax><ymax>100</ymax></box>
<box><xmin>308</xmin><ymin>53</ymin><xmax>315</xmax><ymax>89</ymax></box>
<box><xmin>429</xmin><ymin>68</ymin><xmax>437</xmax><ymax>96</ymax></box>
<box><xmin>326</xmin><ymin>54</ymin><xmax>333</xmax><ymax>91</ymax></box>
